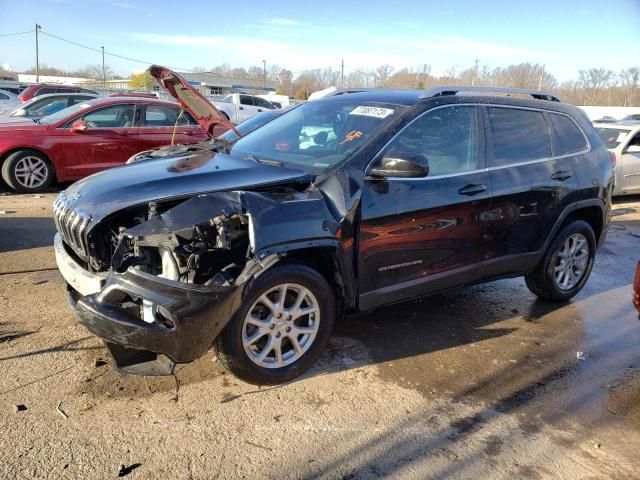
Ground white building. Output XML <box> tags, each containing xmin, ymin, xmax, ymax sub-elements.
<box><xmin>17</xmin><ymin>74</ymin><xmax>92</xmax><ymax>85</ymax></box>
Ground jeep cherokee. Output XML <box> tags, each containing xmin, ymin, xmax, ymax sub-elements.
<box><xmin>53</xmin><ymin>67</ymin><xmax>614</xmax><ymax>384</ymax></box>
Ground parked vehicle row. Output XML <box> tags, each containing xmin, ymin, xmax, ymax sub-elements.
<box><xmin>0</xmin><ymin>95</ymin><xmax>213</xmax><ymax>192</ymax></box>
<box><xmin>52</xmin><ymin>68</ymin><xmax>614</xmax><ymax>385</ymax></box>
<box><xmin>0</xmin><ymin>92</ymin><xmax>98</xmax><ymax>123</ymax></box>
<box><xmin>593</xmin><ymin>122</ymin><xmax>640</xmax><ymax>196</ymax></box>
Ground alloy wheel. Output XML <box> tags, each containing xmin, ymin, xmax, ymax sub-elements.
<box><xmin>242</xmin><ymin>283</ymin><xmax>320</xmax><ymax>369</ymax></box>
<box><xmin>14</xmin><ymin>156</ymin><xmax>49</xmax><ymax>189</ymax></box>
<box><xmin>553</xmin><ymin>233</ymin><xmax>589</xmax><ymax>291</ymax></box>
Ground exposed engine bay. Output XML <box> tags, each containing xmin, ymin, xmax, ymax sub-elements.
<box><xmin>81</xmin><ymin>181</ymin><xmax>340</xmax><ymax>291</ymax></box>
<box><xmin>92</xmin><ymin>196</ymin><xmax>249</xmax><ymax>287</ymax></box>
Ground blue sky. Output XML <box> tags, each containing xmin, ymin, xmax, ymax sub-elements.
<box><xmin>1</xmin><ymin>0</ymin><xmax>638</xmax><ymax>81</ymax></box>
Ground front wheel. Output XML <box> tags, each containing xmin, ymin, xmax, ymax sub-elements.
<box><xmin>525</xmin><ymin>220</ymin><xmax>596</xmax><ymax>302</ymax></box>
<box><xmin>2</xmin><ymin>150</ymin><xmax>55</xmax><ymax>193</ymax></box>
<box><xmin>215</xmin><ymin>263</ymin><xmax>335</xmax><ymax>384</ymax></box>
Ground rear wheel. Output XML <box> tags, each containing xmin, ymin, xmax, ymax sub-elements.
<box><xmin>215</xmin><ymin>263</ymin><xmax>335</xmax><ymax>384</ymax></box>
<box><xmin>2</xmin><ymin>150</ymin><xmax>54</xmax><ymax>193</ymax></box>
<box><xmin>525</xmin><ymin>220</ymin><xmax>596</xmax><ymax>301</ymax></box>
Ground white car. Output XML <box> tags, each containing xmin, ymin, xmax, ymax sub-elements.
<box><xmin>594</xmin><ymin>122</ymin><xmax>640</xmax><ymax>196</ymax></box>
<box><xmin>0</xmin><ymin>89</ymin><xmax>19</xmax><ymax>113</ymax></box>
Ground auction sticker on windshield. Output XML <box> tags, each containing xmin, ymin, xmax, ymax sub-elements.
<box><xmin>350</xmin><ymin>106</ymin><xmax>395</xmax><ymax>119</ymax></box>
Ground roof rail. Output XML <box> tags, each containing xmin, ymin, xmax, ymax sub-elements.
<box><xmin>327</xmin><ymin>88</ymin><xmax>376</xmax><ymax>96</ymax></box>
<box><xmin>419</xmin><ymin>86</ymin><xmax>562</xmax><ymax>102</ymax></box>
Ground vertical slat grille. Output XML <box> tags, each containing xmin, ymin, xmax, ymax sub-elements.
<box><xmin>52</xmin><ymin>193</ymin><xmax>92</xmax><ymax>257</ymax></box>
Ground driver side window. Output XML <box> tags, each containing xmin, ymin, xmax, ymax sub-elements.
<box><xmin>78</xmin><ymin>104</ymin><xmax>136</xmax><ymax>128</ymax></box>
<box><xmin>381</xmin><ymin>106</ymin><xmax>478</xmax><ymax>176</ymax></box>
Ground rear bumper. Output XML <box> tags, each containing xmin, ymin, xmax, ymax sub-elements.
<box><xmin>55</xmin><ymin>233</ymin><xmax>242</xmax><ymax>368</ymax></box>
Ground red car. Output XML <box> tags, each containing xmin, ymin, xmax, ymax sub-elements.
<box><xmin>0</xmin><ymin>96</ymin><xmax>210</xmax><ymax>192</ymax></box>
<box><xmin>18</xmin><ymin>84</ymin><xmax>98</xmax><ymax>102</ymax></box>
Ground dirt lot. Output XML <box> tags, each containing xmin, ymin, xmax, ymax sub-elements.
<box><xmin>1</xmin><ymin>190</ymin><xmax>639</xmax><ymax>480</ymax></box>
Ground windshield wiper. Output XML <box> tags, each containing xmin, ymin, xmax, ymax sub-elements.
<box><xmin>208</xmin><ymin>136</ymin><xmax>234</xmax><ymax>153</ymax></box>
<box><xmin>246</xmin><ymin>154</ymin><xmax>283</xmax><ymax>167</ymax></box>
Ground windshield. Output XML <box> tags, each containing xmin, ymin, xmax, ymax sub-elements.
<box><xmin>38</xmin><ymin>102</ymin><xmax>94</xmax><ymax>125</ymax></box>
<box><xmin>595</xmin><ymin>127</ymin><xmax>631</xmax><ymax>149</ymax></box>
<box><xmin>228</xmin><ymin>100</ymin><xmax>407</xmax><ymax>172</ymax></box>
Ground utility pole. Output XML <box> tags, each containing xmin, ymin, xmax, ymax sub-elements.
<box><xmin>341</xmin><ymin>59</ymin><xmax>344</xmax><ymax>89</ymax></box>
<box><xmin>538</xmin><ymin>64</ymin><xmax>545</xmax><ymax>90</ymax></box>
<box><xmin>35</xmin><ymin>24</ymin><xmax>41</xmax><ymax>83</ymax></box>
<box><xmin>101</xmin><ymin>46</ymin><xmax>105</xmax><ymax>88</ymax></box>
<box><xmin>262</xmin><ymin>59</ymin><xmax>266</xmax><ymax>91</ymax></box>
<box><xmin>471</xmin><ymin>59</ymin><xmax>479</xmax><ymax>86</ymax></box>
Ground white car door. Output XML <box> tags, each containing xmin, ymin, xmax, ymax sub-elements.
<box><xmin>621</xmin><ymin>131</ymin><xmax>640</xmax><ymax>193</ymax></box>
<box><xmin>237</xmin><ymin>95</ymin><xmax>259</xmax><ymax>122</ymax></box>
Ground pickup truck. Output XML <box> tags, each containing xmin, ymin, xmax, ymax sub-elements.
<box><xmin>213</xmin><ymin>93</ymin><xmax>279</xmax><ymax>124</ymax></box>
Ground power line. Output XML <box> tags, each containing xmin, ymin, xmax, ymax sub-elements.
<box><xmin>39</xmin><ymin>29</ymin><xmax>192</xmax><ymax>72</ymax></box>
<box><xmin>0</xmin><ymin>29</ymin><xmax>34</xmax><ymax>37</ymax></box>
<box><xmin>10</xmin><ymin>27</ymin><xmax>353</xmax><ymax>85</ymax></box>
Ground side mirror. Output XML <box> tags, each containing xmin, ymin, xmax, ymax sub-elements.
<box><xmin>368</xmin><ymin>151</ymin><xmax>429</xmax><ymax>178</ymax></box>
<box><xmin>70</xmin><ymin>120</ymin><xmax>88</xmax><ymax>133</ymax></box>
<box><xmin>624</xmin><ymin>144</ymin><xmax>640</xmax><ymax>154</ymax></box>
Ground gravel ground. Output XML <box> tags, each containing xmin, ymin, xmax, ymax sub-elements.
<box><xmin>0</xmin><ymin>190</ymin><xmax>639</xmax><ymax>480</ymax></box>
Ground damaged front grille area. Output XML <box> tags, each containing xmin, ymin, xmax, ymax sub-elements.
<box><xmin>53</xmin><ymin>193</ymin><xmax>92</xmax><ymax>257</ymax></box>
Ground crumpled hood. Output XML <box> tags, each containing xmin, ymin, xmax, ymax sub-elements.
<box><xmin>63</xmin><ymin>148</ymin><xmax>312</xmax><ymax>223</ymax></box>
<box><xmin>149</xmin><ymin>65</ymin><xmax>239</xmax><ymax>138</ymax></box>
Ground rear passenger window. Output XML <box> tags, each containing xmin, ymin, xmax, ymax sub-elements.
<box><xmin>239</xmin><ymin>95</ymin><xmax>254</xmax><ymax>106</ymax></box>
<box><xmin>549</xmin><ymin>113</ymin><xmax>587</xmax><ymax>155</ymax></box>
<box><xmin>488</xmin><ymin>107</ymin><xmax>551</xmax><ymax>166</ymax></box>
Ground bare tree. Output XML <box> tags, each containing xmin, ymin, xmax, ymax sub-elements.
<box><xmin>619</xmin><ymin>67</ymin><xmax>640</xmax><ymax>106</ymax></box>
<box><xmin>375</xmin><ymin>64</ymin><xmax>394</xmax><ymax>87</ymax></box>
<box><xmin>73</xmin><ymin>64</ymin><xmax>115</xmax><ymax>80</ymax></box>
<box><xmin>579</xmin><ymin>68</ymin><xmax>615</xmax><ymax>105</ymax></box>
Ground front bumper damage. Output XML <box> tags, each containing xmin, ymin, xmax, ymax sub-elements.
<box><xmin>56</xmin><ymin>233</ymin><xmax>243</xmax><ymax>375</ymax></box>
<box><xmin>54</xmin><ymin>183</ymin><xmax>348</xmax><ymax>376</ymax></box>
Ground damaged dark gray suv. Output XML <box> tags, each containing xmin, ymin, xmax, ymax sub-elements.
<box><xmin>54</xmin><ymin>66</ymin><xmax>614</xmax><ymax>384</ymax></box>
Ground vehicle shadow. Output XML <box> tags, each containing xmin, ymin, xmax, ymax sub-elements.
<box><xmin>0</xmin><ymin>216</ymin><xmax>56</xmax><ymax>252</ymax></box>
<box><xmin>0</xmin><ymin>182</ymin><xmax>68</xmax><ymax>195</ymax></box>
<box><xmin>308</xmin><ymin>284</ymin><xmax>525</xmax><ymax>379</ymax></box>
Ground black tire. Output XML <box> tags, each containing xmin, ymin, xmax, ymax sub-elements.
<box><xmin>1</xmin><ymin>149</ymin><xmax>54</xmax><ymax>193</ymax></box>
<box><xmin>525</xmin><ymin>220</ymin><xmax>596</xmax><ymax>302</ymax></box>
<box><xmin>215</xmin><ymin>263</ymin><xmax>335</xmax><ymax>385</ymax></box>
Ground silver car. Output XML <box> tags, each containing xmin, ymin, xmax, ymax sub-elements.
<box><xmin>0</xmin><ymin>92</ymin><xmax>97</xmax><ymax>123</ymax></box>
<box><xmin>0</xmin><ymin>89</ymin><xmax>19</xmax><ymax>113</ymax></box>
<box><xmin>594</xmin><ymin>122</ymin><xmax>640</xmax><ymax>196</ymax></box>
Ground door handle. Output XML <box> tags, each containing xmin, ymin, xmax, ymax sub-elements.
<box><xmin>239</xmin><ymin>106</ymin><xmax>244</xmax><ymax>110</ymax></box>
<box><xmin>551</xmin><ymin>171</ymin><xmax>572</xmax><ymax>181</ymax></box>
<box><xmin>257</xmin><ymin>108</ymin><xmax>263</xmax><ymax>112</ymax></box>
<box><xmin>458</xmin><ymin>184</ymin><xmax>487</xmax><ymax>196</ymax></box>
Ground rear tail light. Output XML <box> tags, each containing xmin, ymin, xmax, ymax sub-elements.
<box><xmin>609</xmin><ymin>151</ymin><xmax>616</xmax><ymax>168</ymax></box>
